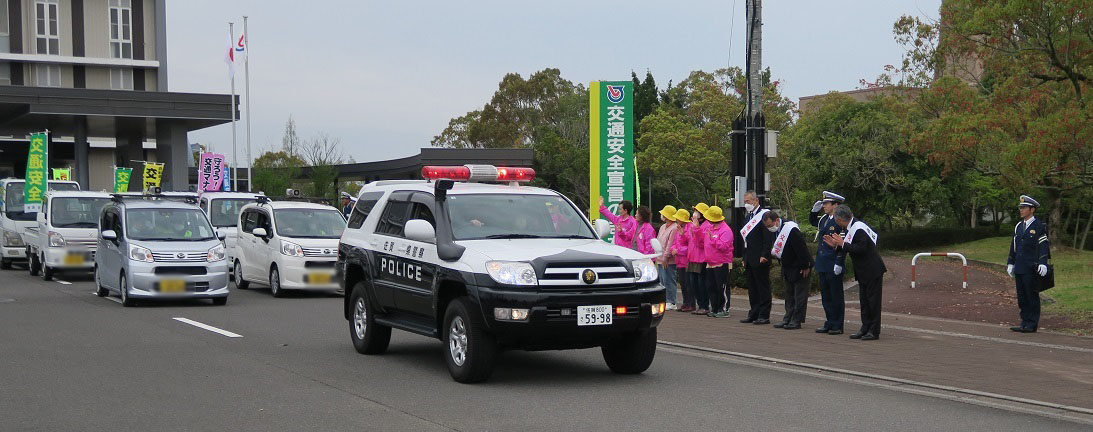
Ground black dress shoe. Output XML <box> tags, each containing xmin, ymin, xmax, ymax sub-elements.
<box><xmin>860</xmin><ymin>333</ymin><xmax>879</xmax><ymax>341</ymax></box>
<box><xmin>784</xmin><ymin>323</ymin><xmax>802</xmax><ymax>330</ymax></box>
<box><xmin>815</xmin><ymin>327</ymin><xmax>831</xmax><ymax>333</ymax></box>
<box><xmin>773</xmin><ymin>322</ymin><xmax>787</xmax><ymax>329</ymax></box>
<box><xmin>1010</xmin><ymin>326</ymin><xmax>1025</xmax><ymax>332</ymax></box>
<box><xmin>849</xmin><ymin>332</ymin><xmax>864</xmax><ymax>339</ymax></box>
<box><xmin>827</xmin><ymin>329</ymin><xmax>844</xmax><ymax>335</ymax></box>
<box><xmin>753</xmin><ymin>319</ymin><xmax>770</xmax><ymax>325</ymax></box>
<box><xmin>1019</xmin><ymin>327</ymin><xmax>1037</xmax><ymax>333</ymax></box>
<box><xmin>740</xmin><ymin>318</ymin><xmax>756</xmax><ymax>324</ymax></box>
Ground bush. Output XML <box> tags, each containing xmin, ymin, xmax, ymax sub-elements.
<box><xmin>878</xmin><ymin>227</ymin><xmax>998</xmax><ymax>251</ymax></box>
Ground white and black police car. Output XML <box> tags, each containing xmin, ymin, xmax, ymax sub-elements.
<box><xmin>338</xmin><ymin>165</ymin><xmax>666</xmax><ymax>383</ymax></box>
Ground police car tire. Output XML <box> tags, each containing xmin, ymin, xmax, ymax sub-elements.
<box><xmin>40</xmin><ymin>254</ymin><xmax>53</xmax><ymax>281</ymax></box>
<box><xmin>233</xmin><ymin>260</ymin><xmax>249</xmax><ymax>289</ymax></box>
<box><xmin>28</xmin><ymin>253</ymin><xmax>40</xmax><ymax>276</ymax></box>
<box><xmin>443</xmin><ymin>297</ymin><xmax>497</xmax><ymax>383</ymax></box>
<box><xmin>349</xmin><ymin>283</ymin><xmax>390</xmax><ymax>355</ymax></box>
<box><xmin>601</xmin><ymin>327</ymin><xmax>657</xmax><ymax>375</ymax></box>
<box><xmin>0</xmin><ymin>258</ymin><xmax>11</xmax><ymax>270</ymax></box>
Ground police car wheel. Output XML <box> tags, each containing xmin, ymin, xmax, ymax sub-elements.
<box><xmin>233</xmin><ymin>261</ymin><xmax>249</xmax><ymax>289</ymax></box>
<box><xmin>40</xmin><ymin>254</ymin><xmax>53</xmax><ymax>281</ymax></box>
<box><xmin>28</xmin><ymin>253</ymin><xmax>40</xmax><ymax>276</ymax></box>
<box><xmin>270</xmin><ymin>267</ymin><xmax>285</xmax><ymax>298</ymax></box>
<box><xmin>94</xmin><ymin>266</ymin><xmax>108</xmax><ymax>297</ymax></box>
<box><xmin>119</xmin><ymin>273</ymin><xmax>136</xmax><ymax>307</ymax></box>
<box><xmin>443</xmin><ymin>297</ymin><xmax>497</xmax><ymax>383</ymax></box>
<box><xmin>601</xmin><ymin>327</ymin><xmax>657</xmax><ymax>375</ymax></box>
<box><xmin>349</xmin><ymin>283</ymin><xmax>390</xmax><ymax>355</ymax></box>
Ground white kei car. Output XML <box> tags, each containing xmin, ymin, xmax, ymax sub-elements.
<box><xmin>232</xmin><ymin>198</ymin><xmax>346</xmax><ymax>297</ymax></box>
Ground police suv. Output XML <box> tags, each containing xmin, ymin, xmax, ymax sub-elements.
<box><xmin>338</xmin><ymin>165</ymin><xmax>665</xmax><ymax>383</ymax></box>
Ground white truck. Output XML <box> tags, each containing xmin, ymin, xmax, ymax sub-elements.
<box><xmin>197</xmin><ymin>191</ymin><xmax>264</xmax><ymax>267</ymax></box>
<box><xmin>0</xmin><ymin>179</ymin><xmax>80</xmax><ymax>269</ymax></box>
<box><xmin>24</xmin><ymin>190</ymin><xmax>113</xmax><ymax>280</ymax></box>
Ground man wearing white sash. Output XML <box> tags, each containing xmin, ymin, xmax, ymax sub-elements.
<box><xmin>763</xmin><ymin>211</ymin><xmax>813</xmax><ymax>330</ymax></box>
<box><xmin>738</xmin><ymin>191</ymin><xmax>775</xmax><ymax>325</ymax></box>
<box><xmin>823</xmin><ymin>205</ymin><xmax>887</xmax><ymax>341</ymax></box>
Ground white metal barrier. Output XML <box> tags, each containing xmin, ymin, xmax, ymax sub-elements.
<box><xmin>911</xmin><ymin>252</ymin><xmax>968</xmax><ymax>289</ymax></box>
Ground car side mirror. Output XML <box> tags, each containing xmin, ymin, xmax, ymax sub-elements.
<box><xmin>404</xmin><ymin>219</ymin><xmax>436</xmax><ymax>243</ymax></box>
<box><xmin>252</xmin><ymin>227</ymin><xmax>267</xmax><ymax>238</ymax></box>
<box><xmin>217</xmin><ymin>230</ymin><xmax>227</xmax><ymax>241</ymax></box>
<box><xmin>650</xmin><ymin>238</ymin><xmax>663</xmax><ymax>255</ymax></box>
<box><xmin>101</xmin><ymin>230</ymin><xmax>117</xmax><ymax>241</ymax></box>
<box><xmin>37</xmin><ymin>212</ymin><xmax>46</xmax><ymax>223</ymax></box>
<box><xmin>594</xmin><ymin>219</ymin><xmax>612</xmax><ymax>240</ymax></box>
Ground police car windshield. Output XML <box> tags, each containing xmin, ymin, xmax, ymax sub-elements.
<box><xmin>126</xmin><ymin>208</ymin><xmax>215</xmax><ymax>241</ymax></box>
<box><xmin>209</xmin><ymin>198</ymin><xmax>252</xmax><ymax>227</ymax></box>
<box><xmin>51</xmin><ymin>198</ymin><xmax>111</xmax><ymax>228</ymax></box>
<box><xmin>448</xmin><ymin>194</ymin><xmax>595</xmax><ymax>241</ymax></box>
<box><xmin>273</xmin><ymin>208</ymin><xmax>346</xmax><ymax>239</ymax></box>
<box><xmin>3</xmin><ymin>182</ymin><xmax>80</xmax><ymax>221</ymax></box>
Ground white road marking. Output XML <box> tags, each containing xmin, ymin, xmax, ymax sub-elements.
<box><xmin>172</xmin><ymin>317</ymin><xmax>243</xmax><ymax>338</ymax></box>
<box><xmin>55</xmin><ymin>280</ymin><xmax>71</xmax><ymax>285</ymax></box>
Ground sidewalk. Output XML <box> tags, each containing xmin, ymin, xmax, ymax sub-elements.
<box><xmin>656</xmin><ymin>294</ymin><xmax>1093</xmax><ymax>411</ymax></box>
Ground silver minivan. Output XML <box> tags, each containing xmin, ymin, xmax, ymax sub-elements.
<box><xmin>94</xmin><ymin>194</ymin><xmax>229</xmax><ymax>306</ymax></box>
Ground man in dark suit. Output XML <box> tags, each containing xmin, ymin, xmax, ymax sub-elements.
<box><xmin>763</xmin><ymin>211</ymin><xmax>813</xmax><ymax>330</ymax></box>
<box><xmin>1006</xmin><ymin>195</ymin><xmax>1051</xmax><ymax>333</ymax></box>
<box><xmin>823</xmin><ymin>205</ymin><xmax>886</xmax><ymax>341</ymax></box>
<box><xmin>738</xmin><ymin>191</ymin><xmax>776</xmax><ymax>325</ymax></box>
<box><xmin>809</xmin><ymin>191</ymin><xmax>848</xmax><ymax>335</ymax></box>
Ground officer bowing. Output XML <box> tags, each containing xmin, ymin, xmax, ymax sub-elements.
<box><xmin>809</xmin><ymin>191</ymin><xmax>848</xmax><ymax>335</ymax></box>
<box><xmin>1007</xmin><ymin>195</ymin><xmax>1051</xmax><ymax>333</ymax></box>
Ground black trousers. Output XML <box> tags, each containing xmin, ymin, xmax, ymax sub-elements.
<box><xmin>858</xmin><ymin>275</ymin><xmax>883</xmax><ymax>336</ymax></box>
<box><xmin>1015</xmin><ymin>272</ymin><xmax>1041</xmax><ymax>329</ymax></box>
<box><xmin>818</xmin><ymin>271</ymin><xmax>845</xmax><ymax>330</ymax></box>
<box><xmin>745</xmin><ymin>264</ymin><xmax>772</xmax><ymax>320</ymax></box>
<box><xmin>690</xmin><ymin>270</ymin><xmax>708</xmax><ymax>310</ymax></box>
<box><xmin>705</xmin><ymin>265</ymin><xmax>729</xmax><ymax>313</ymax></box>
<box><xmin>782</xmin><ymin>276</ymin><xmax>810</xmax><ymax>325</ymax></box>
<box><xmin>676</xmin><ymin>267</ymin><xmax>694</xmax><ymax>308</ymax></box>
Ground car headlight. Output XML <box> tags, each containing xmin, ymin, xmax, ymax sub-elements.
<box><xmin>48</xmin><ymin>231</ymin><xmax>66</xmax><ymax>247</ymax></box>
<box><xmin>128</xmin><ymin>245</ymin><xmax>153</xmax><ymax>263</ymax></box>
<box><xmin>3</xmin><ymin>229</ymin><xmax>24</xmax><ymax>247</ymax></box>
<box><xmin>485</xmin><ymin>261</ymin><xmax>538</xmax><ymax>286</ymax></box>
<box><xmin>280</xmin><ymin>240</ymin><xmax>304</xmax><ymax>257</ymax></box>
<box><xmin>207</xmin><ymin>244</ymin><xmax>226</xmax><ymax>262</ymax></box>
<box><xmin>632</xmin><ymin>258</ymin><xmax>658</xmax><ymax>283</ymax></box>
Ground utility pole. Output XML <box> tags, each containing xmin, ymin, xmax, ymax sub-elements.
<box><xmin>731</xmin><ymin>0</ymin><xmax>766</xmax><ymax>233</ymax></box>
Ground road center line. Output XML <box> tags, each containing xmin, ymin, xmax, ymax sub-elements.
<box><xmin>172</xmin><ymin>317</ymin><xmax>243</xmax><ymax>338</ymax></box>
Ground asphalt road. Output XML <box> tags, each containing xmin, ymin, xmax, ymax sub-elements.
<box><xmin>0</xmin><ymin>266</ymin><xmax>1084</xmax><ymax>431</ymax></box>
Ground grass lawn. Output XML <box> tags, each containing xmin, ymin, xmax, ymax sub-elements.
<box><xmin>898</xmin><ymin>236</ymin><xmax>1093</xmax><ymax>328</ymax></box>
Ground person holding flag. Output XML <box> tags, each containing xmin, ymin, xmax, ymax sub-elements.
<box><xmin>763</xmin><ymin>211</ymin><xmax>813</xmax><ymax>330</ymax></box>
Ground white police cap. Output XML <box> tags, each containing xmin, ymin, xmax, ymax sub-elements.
<box><xmin>822</xmin><ymin>191</ymin><xmax>845</xmax><ymax>203</ymax></box>
<box><xmin>1018</xmin><ymin>195</ymin><xmax>1039</xmax><ymax>208</ymax></box>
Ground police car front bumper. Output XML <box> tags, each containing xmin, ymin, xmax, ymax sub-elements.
<box><xmin>473</xmin><ymin>283</ymin><xmax>665</xmax><ymax>350</ymax></box>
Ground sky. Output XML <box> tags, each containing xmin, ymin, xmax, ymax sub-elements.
<box><xmin>167</xmin><ymin>0</ymin><xmax>943</xmax><ymax>165</ymax></box>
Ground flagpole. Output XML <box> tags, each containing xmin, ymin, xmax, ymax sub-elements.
<box><xmin>243</xmin><ymin>16</ymin><xmax>252</xmax><ymax>192</ymax></box>
<box><xmin>229</xmin><ymin>22</ymin><xmax>238</xmax><ymax>192</ymax></box>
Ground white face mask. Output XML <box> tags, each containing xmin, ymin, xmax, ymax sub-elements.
<box><xmin>766</xmin><ymin>223</ymin><xmax>779</xmax><ymax>233</ymax></box>
<box><xmin>744</xmin><ymin>203</ymin><xmax>756</xmax><ymax>213</ymax></box>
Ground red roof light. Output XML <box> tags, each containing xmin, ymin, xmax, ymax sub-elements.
<box><xmin>495</xmin><ymin>167</ymin><xmax>535</xmax><ymax>182</ymax></box>
<box><xmin>422</xmin><ymin>166</ymin><xmax>471</xmax><ymax>181</ymax></box>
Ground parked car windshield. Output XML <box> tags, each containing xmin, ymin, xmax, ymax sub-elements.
<box><xmin>51</xmin><ymin>198</ymin><xmax>111</xmax><ymax>228</ymax></box>
<box><xmin>274</xmin><ymin>208</ymin><xmax>346</xmax><ymax>239</ymax></box>
<box><xmin>208</xmin><ymin>198</ymin><xmax>253</xmax><ymax>227</ymax></box>
<box><xmin>3</xmin><ymin>182</ymin><xmax>80</xmax><ymax>221</ymax></box>
<box><xmin>126</xmin><ymin>208</ymin><xmax>216</xmax><ymax>241</ymax></box>
<box><xmin>447</xmin><ymin>194</ymin><xmax>595</xmax><ymax>241</ymax></box>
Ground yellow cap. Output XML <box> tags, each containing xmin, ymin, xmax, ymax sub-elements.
<box><xmin>659</xmin><ymin>205</ymin><xmax>678</xmax><ymax>221</ymax></box>
<box><xmin>704</xmin><ymin>205</ymin><xmax>725</xmax><ymax>222</ymax></box>
<box><xmin>674</xmin><ymin>208</ymin><xmax>691</xmax><ymax>223</ymax></box>
<box><xmin>693</xmin><ymin>202</ymin><xmax>710</xmax><ymax>214</ymax></box>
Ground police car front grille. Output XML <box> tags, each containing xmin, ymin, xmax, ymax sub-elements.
<box><xmin>151</xmin><ymin>252</ymin><xmax>207</xmax><ymax>263</ymax></box>
<box><xmin>302</xmin><ymin>247</ymin><xmax>337</xmax><ymax>258</ymax></box>
<box><xmin>540</xmin><ymin>264</ymin><xmax>633</xmax><ymax>287</ymax></box>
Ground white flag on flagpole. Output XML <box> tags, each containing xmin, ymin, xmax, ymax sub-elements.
<box><xmin>235</xmin><ymin>32</ymin><xmax>247</xmax><ymax>61</ymax></box>
<box><xmin>224</xmin><ymin>30</ymin><xmax>235</xmax><ymax>78</ymax></box>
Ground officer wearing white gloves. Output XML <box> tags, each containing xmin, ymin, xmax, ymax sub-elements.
<box><xmin>809</xmin><ymin>191</ymin><xmax>848</xmax><ymax>335</ymax></box>
<box><xmin>1006</xmin><ymin>195</ymin><xmax>1051</xmax><ymax>333</ymax></box>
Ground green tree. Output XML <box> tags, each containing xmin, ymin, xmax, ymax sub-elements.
<box><xmin>251</xmin><ymin>151</ymin><xmax>304</xmax><ymax>196</ymax></box>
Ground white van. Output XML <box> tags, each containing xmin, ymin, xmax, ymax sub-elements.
<box><xmin>0</xmin><ymin>179</ymin><xmax>80</xmax><ymax>269</ymax></box>
<box><xmin>197</xmin><ymin>192</ymin><xmax>264</xmax><ymax>266</ymax></box>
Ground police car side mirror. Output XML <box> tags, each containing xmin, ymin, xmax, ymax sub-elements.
<box><xmin>650</xmin><ymin>238</ymin><xmax>663</xmax><ymax>255</ymax></box>
<box><xmin>252</xmin><ymin>227</ymin><xmax>268</xmax><ymax>238</ymax></box>
<box><xmin>101</xmin><ymin>230</ymin><xmax>118</xmax><ymax>241</ymax></box>
<box><xmin>404</xmin><ymin>219</ymin><xmax>436</xmax><ymax>243</ymax></box>
<box><xmin>594</xmin><ymin>219</ymin><xmax>611</xmax><ymax>240</ymax></box>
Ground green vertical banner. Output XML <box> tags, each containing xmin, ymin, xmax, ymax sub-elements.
<box><xmin>589</xmin><ymin>81</ymin><xmax>635</xmax><ymax>229</ymax></box>
<box><xmin>24</xmin><ymin>132</ymin><xmax>48</xmax><ymax>213</ymax></box>
<box><xmin>114</xmin><ymin>167</ymin><xmax>133</xmax><ymax>193</ymax></box>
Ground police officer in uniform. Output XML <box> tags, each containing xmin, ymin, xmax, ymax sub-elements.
<box><xmin>809</xmin><ymin>191</ymin><xmax>848</xmax><ymax>335</ymax></box>
<box><xmin>1007</xmin><ymin>195</ymin><xmax>1050</xmax><ymax>333</ymax></box>
<box><xmin>341</xmin><ymin>192</ymin><xmax>354</xmax><ymax>219</ymax></box>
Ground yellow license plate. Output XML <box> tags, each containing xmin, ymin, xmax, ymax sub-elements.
<box><xmin>63</xmin><ymin>254</ymin><xmax>85</xmax><ymax>265</ymax></box>
<box><xmin>309</xmin><ymin>272</ymin><xmax>332</xmax><ymax>284</ymax></box>
<box><xmin>160</xmin><ymin>279</ymin><xmax>186</xmax><ymax>293</ymax></box>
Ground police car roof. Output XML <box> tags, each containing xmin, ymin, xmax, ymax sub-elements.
<box><xmin>249</xmin><ymin>200</ymin><xmax>341</xmax><ymax>211</ymax></box>
<box><xmin>201</xmin><ymin>192</ymin><xmax>265</xmax><ymax>199</ymax></box>
<box><xmin>47</xmin><ymin>190</ymin><xmax>112</xmax><ymax>199</ymax></box>
<box><xmin>361</xmin><ymin>180</ymin><xmax>559</xmax><ymax>197</ymax></box>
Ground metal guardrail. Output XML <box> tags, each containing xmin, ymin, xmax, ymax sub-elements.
<box><xmin>911</xmin><ymin>252</ymin><xmax>968</xmax><ymax>289</ymax></box>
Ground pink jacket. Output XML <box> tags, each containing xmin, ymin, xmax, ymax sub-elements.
<box><xmin>686</xmin><ymin>223</ymin><xmax>707</xmax><ymax>264</ymax></box>
<box><xmin>703</xmin><ymin>221</ymin><xmax>734</xmax><ymax>266</ymax></box>
<box><xmin>656</xmin><ymin>222</ymin><xmax>680</xmax><ymax>265</ymax></box>
<box><xmin>635</xmin><ymin>222</ymin><xmax>656</xmax><ymax>255</ymax></box>
<box><xmin>600</xmin><ymin>205</ymin><xmax>637</xmax><ymax>249</ymax></box>
<box><xmin>672</xmin><ymin>224</ymin><xmax>690</xmax><ymax>268</ymax></box>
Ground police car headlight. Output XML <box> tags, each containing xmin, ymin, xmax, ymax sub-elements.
<box><xmin>48</xmin><ymin>231</ymin><xmax>66</xmax><ymax>247</ymax></box>
<box><xmin>207</xmin><ymin>244</ymin><xmax>226</xmax><ymax>262</ymax></box>
<box><xmin>128</xmin><ymin>245</ymin><xmax>153</xmax><ymax>263</ymax></box>
<box><xmin>485</xmin><ymin>261</ymin><xmax>538</xmax><ymax>286</ymax></box>
<box><xmin>632</xmin><ymin>258</ymin><xmax>658</xmax><ymax>283</ymax></box>
<box><xmin>280</xmin><ymin>240</ymin><xmax>304</xmax><ymax>257</ymax></box>
<box><xmin>4</xmin><ymin>229</ymin><xmax>25</xmax><ymax>247</ymax></box>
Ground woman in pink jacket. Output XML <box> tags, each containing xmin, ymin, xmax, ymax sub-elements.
<box><xmin>702</xmin><ymin>206</ymin><xmax>735</xmax><ymax>318</ymax></box>
<box><xmin>633</xmin><ymin>206</ymin><xmax>656</xmax><ymax>254</ymax></box>
<box><xmin>687</xmin><ymin>203</ymin><xmax>710</xmax><ymax>315</ymax></box>
<box><xmin>671</xmin><ymin>208</ymin><xmax>695</xmax><ymax>312</ymax></box>
<box><xmin>598</xmin><ymin>196</ymin><xmax>636</xmax><ymax>249</ymax></box>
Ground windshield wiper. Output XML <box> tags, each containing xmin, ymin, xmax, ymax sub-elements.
<box><xmin>544</xmin><ymin>234</ymin><xmax>594</xmax><ymax>239</ymax></box>
<box><xmin>483</xmin><ymin>234</ymin><xmax>544</xmax><ymax>239</ymax></box>
<box><xmin>55</xmin><ymin>222</ymin><xmax>98</xmax><ymax>228</ymax></box>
